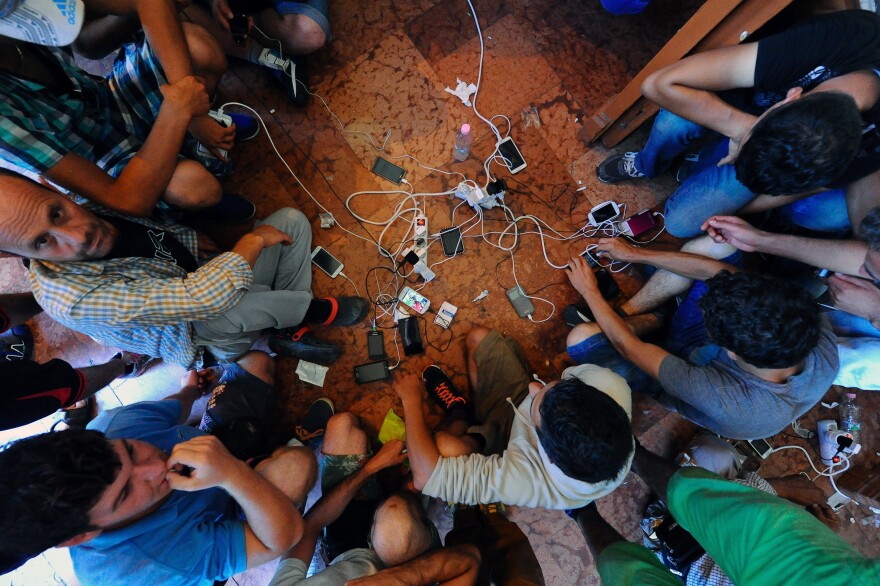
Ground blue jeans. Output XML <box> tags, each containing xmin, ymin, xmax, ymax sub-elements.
<box><xmin>635</xmin><ymin>110</ymin><xmax>851</xmax><ymax>237</ymax></box>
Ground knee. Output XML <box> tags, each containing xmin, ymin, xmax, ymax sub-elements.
<box><xmin>237</xmin><ymin>350</ymin><xmax>275</xmax><ymax>384</ymax></box>
<box><xmin>280</xmin><ymin>14</ymin><xmax>327</xmax><ymax>53</ymax></box>
<box><xmin>167</xmin><ymin>164</ymin><xmax>223</xmax><ymax>210</ymax></box>
<box><xmin>567</xmin><ymin>322</ymin><xmax>602</xmax><ymax>348</ymax></box>
<box><xmin>681</xmin><ymin>235</ymin><xmax>735</xmax><ymax>260</ymax></box>
<box><xmin>258</xmin><ymin>445</ymin><xmax>318</xmax><ymax>508</ymax></box>
<box><xmin>662</xmin><ymin>203</ymin><xmax>702</xmax><ymax>239</ymax></box>
<box><xmin>182</xmin><ymin>22</ymin><xmax>227</xmax><ymax>76</ymax></box>
<box><xmin>466</xmin><ymin>327</ymin><xmax>491</xmax><ymax>355</ymax></box>
<box><xmin>326</xmin><ymin>412</ymin><xmax>361</xmax><ymax>438</ymax></box>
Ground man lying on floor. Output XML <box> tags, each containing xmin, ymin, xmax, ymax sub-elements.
<box><xmin>0</xmin><ymin>172</ymin><xmax>367</xmax><ymax>368</ymax></box>
<box><xmin>0</xmin><ymin>351</ymin><xmax>316</xmax><ymax>585</ymax></box>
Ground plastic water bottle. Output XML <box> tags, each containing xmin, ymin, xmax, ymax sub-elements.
<box><xmin>453</xmin><ymin>124</ymin><xmax>472</xmax><ymax>161</ymax></box>
<box><xmin>838</xmin><ymin>392</ymin><xmax>862</xmax><ymax>445</ymax></box>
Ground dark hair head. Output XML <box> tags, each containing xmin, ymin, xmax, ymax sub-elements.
<box><xmin>536</xmin><ymin>378</ymin><xmax>633</xmax><ymax>483</ymax></box>
<box><xmin>859</xmin><ymin>207</ymin><xmax>880</xmax><ymax>252</ymax></box>
<box><xmin>735</xmin><ymin>92</ymin><xmax>862</xmax><ymax>195</ymax></box>
<box><xmin>0</xmin><ymin>430</ymin><xmax>120</xmax><ymax>572</ymax></box>
<box><xmin>700</xmin><ymin>271</ymin><xmax>821</xmax><ymax>368</ymax></box>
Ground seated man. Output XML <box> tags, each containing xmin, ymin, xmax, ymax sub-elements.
<box><xmin>564</xmin><ymin>237</ymin><xmax>839</xmax><ymax>440</ymax></box>
<box><xmin>0</xmin><ymin>0</ymin><xmax>255</xmax><ymax>221</ymax></box>
<box><xmin>705</xmin><ymin>208</ymin><xmax>880</xmax><ymax>390</ymax></box>
<box><xmin>574</xmin><ymin>444</ymin><xmax>879</xmax><ymax>585</ymax></box>
<box><xmin>596</xmin><ymin>9</ymin><xmax>878</xmax><ymax>237</ymax></box>
<box><xmin>0</xmin><ymin>292</ymin><xmax>153</xmax><ymax>431</ymax></box>
<box><xmin>398</xmin><ymin>326</ymin><xmax>635</xmax><ymax>509</ymax></box>
<box><xmin>0</xmin><ymin>351</ymin><xmax>317</xmax><ymax>584</ymax></box>
<box><xmin>0</xmin><ymin>173</ymin><xmax>366</xmax><ymax>367</ymax></box>
<box><xmin>268</xmin><ymin>412</ymin><xmax>481</xmax><ymax>585</ymax></box>
<box><xmin>185</xmin><ymin>0</ymin><xmax>331</xmax><ymax>106</ymax></box>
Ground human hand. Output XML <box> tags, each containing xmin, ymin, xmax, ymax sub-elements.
<box><xmin>160</xmin><ymin>76</ymin><xmax>211</xmax><ymax>120</ymax></box>
<box><xmin>396</xmin><ymin>375</ymin><xmax>424</xmax><ymax>406</ymax></box>
<box><xmin>827</xmin><ymin>274</ymin><xmax>880</xmax><ymax>323</ymax></box>
<box><xmin>180</xmin><ymin>369</ymin><xmax>217</xmax><ymax>394</ymax></box>
<box><xmin>248</xmin><ymin>225</ymin><xmax>293</xmax><ymax>249</ymax></box>
<box><xmin>364</xmin><ymin>440</ymin><xmax>407</xmax><ymax>475</ymax></box>
<box><xmin>188</xmin><ymin>116</ymin><xmax>236</xmax><ymax>162</ymax></box>
<box><xmin>166</xmin><ymin>435</ymin><xmax>244</xmax><ymax>491</ymax></box>
<box><xmin>196</xmin><ymin>231</ymin><xmax>222</xmax><ymax>259</ymax></box>
<box><xmin>565</xmin><ymin>255</ymin><xmax>599</xmax><ymax>297</ymax></box>
<box><xmin>595</xmin><ymin>238</ymin><xmax>642</xmax><ymax>263</ymax></box>
<box><xmin>806</xmin><ymin>503</ymin><xmax>840</xmax><ymax>532</ymax></box>
<box><xmin>209</xmin><ymin>0</ymin><xmax>233</xmax><ymax>30</ymax></box>
<box><xmin>701</xmin><ymin>215</ymin><xmax>766</xmax><ymax>252</ymax></box>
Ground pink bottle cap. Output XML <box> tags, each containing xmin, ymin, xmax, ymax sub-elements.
<box><xmin>461</xmin><ymin>124</ymin><xmax>471</xmax><ymax>134</ymax></box>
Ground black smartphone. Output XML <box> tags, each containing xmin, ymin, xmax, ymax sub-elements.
<box><xmin>596</xmin><ymin>268</ymin><xmax>620</xmax><ymax>299</ymax></box>
<box><xmin>371</xmin><ymin>157</ymin><xmax>406</xmax><ymax>184</ymax></box>
<box><xmin>354</xmin><ymin>360</ymin><xmax>391</xmax><ymax>384</ymax></box>
<box><xmin>230</xmin><ymin>14</ymin><xmax>248</xmax><ymax>44</ymax></box>
<box><xmin>367</xmin><ymin>330</ymin><xmax>385</xmax><ymax>359</ymax></box>
<box><xmin>580</xmin><ymin>248</ymin><xmax>600</xmax><ymax>269</ymax></box>
<box><xmin>439</xmin><ymin>227</ymin><xmax>464</xmax><ymax>257</ymax></box>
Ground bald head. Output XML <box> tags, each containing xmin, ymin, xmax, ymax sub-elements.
<box><xmin>0</xmin><ymin>173</ymin><xmax>116</xmax><ymax>261</ymax></box>
<box><xmin>369</xmin><ymin>493</ymin><xmax>435</xmax><ymax>566</ymax></box>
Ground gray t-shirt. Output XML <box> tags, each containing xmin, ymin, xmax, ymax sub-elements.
<box><xmin>657</xmin><ymin>318</ymin><xmax>839</xmax><ymax>440</ymax></box>
<box><xmin>268</xmin><ymin>548</ymin><xmax>382</xmax><ymax>586</ymax></box>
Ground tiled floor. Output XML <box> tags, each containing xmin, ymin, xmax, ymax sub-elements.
<box><xmin>3</xmin><ymin>1</ymin><xmax>880</xmax><ymax>584</ymax></box>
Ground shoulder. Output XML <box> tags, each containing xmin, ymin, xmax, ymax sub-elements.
<box><xmin>89</xmin><ymin>400</ymin><xmax>182</xmax><ymax>439</ymax></box>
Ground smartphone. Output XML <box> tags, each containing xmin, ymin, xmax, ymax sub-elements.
<box><xmin>354</xmin><ymin>360</ymin><xmax>391</xmax><ymax>384</ymax></box>
<box><xmin>311</xmin><ymin>246</ymin><xmax>343</xmax><ymax>278</ymax></box>
<box><xmin>371</xmin><ymin>157</ymin><xmax>406</xmax><ymax>184</ymax></box>
<box><xmin>367</xmin><ymin>330</ymin><xmax>386</xmax><ymax>360</ymax></box>
<box><xmin>506</xmin><ymin>285</ymin><xmax>535</xmax><ymax>318</ymax></box>
<box><xmin>596</xmin><ymin>268</ymin><xmax>620</xmax><ymax>299</ymax></box>
<box><xmin>399</xmin><ymin>286</ymin><xmax>430</xmax><ymax>314</ymax></box>
<box><xmin>496</xmin><ymin>137</ymin><xmax>527</xmax><ymax>174</ymax></box>
<box><xmin>580</xmin><ymin>247</ymin><xmax>601</xmax><ymax>268</ymax></box>
<box><xmin>621</xmin><ymin>209</ymin><xmax>658</xmax><ymax>237</ymax></box>
<box><xmin>745</xmin><ymin>438</ymin><xmax>773</xmax><ymax>459</ymax></box>
<box><xmin>588</xmin><ymin>201</ymin><xmax>621</xmax><ymax>226</ymax></box>
<box><xmin>439</xmin><ymin>226</ymin><xmax>464</xmax><ymax>257</ymax></box>
<box><xmin>230</xmin><ymin>14</ymin><xmax>249</xmax><ymax>44</ymax></box>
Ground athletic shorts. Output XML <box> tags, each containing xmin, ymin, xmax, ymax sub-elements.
<box><xmin>0</xmin><ymin>359</ymin><xmax>84</xmax><ymax>431</ymax></box>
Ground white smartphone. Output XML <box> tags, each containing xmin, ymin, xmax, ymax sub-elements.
<box><xmin>399</xmin><ymin>286</ymin><xmax>430</xmax><ymax>314</ymax></box>
<box><xmin>588</xmin><ymin>201</ymin><xmax>621</xmax><ymax>227</ymax></box>
<box><xmin>496</xmin><ymin>137</ymin><xmax>527</xmax><ymax>174</ymax></box>
<box><xmin>311</xmin><ymin>246</ymin><xmax>343</xmax><ymax>278</ymax></box>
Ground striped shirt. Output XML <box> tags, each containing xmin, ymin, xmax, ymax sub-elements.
<box><xmin>0</xmin><ymin>39</ymin><xmax>165</xmax><ymax>184</ymax></box>
<box><xmin>28</xmin><ymin>208</ymin><xmax>253</xmax><ymax>369</ymax></box>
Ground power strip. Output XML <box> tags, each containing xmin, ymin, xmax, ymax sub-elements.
<box><xmin>413</xmin><ymin>213</ymin><xmax>428</xmax><ymax>265</ymax></box>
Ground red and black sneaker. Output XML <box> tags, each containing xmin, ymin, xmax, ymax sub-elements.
<box><xmin>422</xmin><ymin>365</ymin><xmax>468</xmax><ymax>412</ymax></box>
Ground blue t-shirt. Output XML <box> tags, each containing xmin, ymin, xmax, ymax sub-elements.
<box><xmin>70</xmin><ymin>401</ymin><xmax>248</xmax><ymax>586</ymax></box>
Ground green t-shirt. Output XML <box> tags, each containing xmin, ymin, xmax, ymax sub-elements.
<box><xmin>598</xmin><ymin>467</ymin><xmax>880</xmax><ymax>585</ymax></box>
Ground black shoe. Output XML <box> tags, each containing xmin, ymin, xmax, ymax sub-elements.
<box><xmin>295</xmin><ymin>397</ymin><xmax>335</xmax><ymax>448</ymax></box>
<box><xmin>561</xmin><ymin>304</ymin><xmax>594</xmax><ymax>327</ymax></box>
<box><xmin>675</xmin><ymin>153</ymin><xmax>699</xmax><ymax>183</ymax></box>
<box><xmin>322</xmin><ymin>297</ymin><xmax>369</xmax><ymax>326</ymax></box>
<box><xmin>271</xmin><ymin>57</ymin><xmax>310</xmax><ymax>107</ymax></box>
<box><xmin>269</xmin><ymin>327</ymin><xmax>342</xmax><ymax>364</ymax></box>
<box><xmin>0</xmin><ymin>324</ymin><xmax>32</xmax><ymax>361</ymax></box>
<box><xmin>203</xmin><ymin>193</ymin><xmax>256</xmax><ymax>225</ymax></box>
<box><xmin>422</xmin><ymin>365</ymin><xmax>468</xmax><ymax>412</ymax></box>
<box><xmin>596</xmin><ymin>152</ymin><xmax>645</xmax><ymax>184</ymax></box>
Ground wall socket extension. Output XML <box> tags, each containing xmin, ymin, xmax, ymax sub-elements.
<box><xmin>413</xmin><ymin>213</ymin><xmax>428</xmax><ymax>265</ymax></box>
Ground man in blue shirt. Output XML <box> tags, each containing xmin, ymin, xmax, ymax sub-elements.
<box><xmin>0</xmin><ymin>351</ymin><xmax>316</xmax><ymax>585</ymax></box>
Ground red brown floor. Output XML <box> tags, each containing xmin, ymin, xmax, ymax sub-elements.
<box><xmin>2</xmin><ymin>1</ymin><xmax>878</xmax><ymax>584</ymax></box>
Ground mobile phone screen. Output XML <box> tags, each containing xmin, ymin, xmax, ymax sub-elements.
<box><xmin>440</xmin><ymin>227</ymin><xmax>464</xmax><ymax>257</ymax></box>
<box><xmin>497</xmin><ymin>138</ymin><xmax>526</xmax><ymax>172</ymax></box>
<box><xmin>354</xmin><ymin>361</ymin><xmax>390</xmax><ymax>383</ymax></box>
<box><xmin>400</xmin><ymin>288</ymin><xmax>428</xmax><ymax>313</ymax></box>
<box><xmin>312</xmin><ymin>247</ymin><xmax>343</xmax><ymax>277</ymax></box>
<box><xmin>371</xmin><ymin>157</ymin><xmax>406</xmax><ymax>184</ymax></box>
<box><xmin>592</xmin><ymin>203</ymin><xmax>618</xmax><ymax>224</ymax></box>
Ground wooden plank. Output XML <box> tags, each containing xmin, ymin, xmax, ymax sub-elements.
<box><xmin>594</xmin><ymin>0</ymin><xmax>795</xmax><ymax>147</ymax></box>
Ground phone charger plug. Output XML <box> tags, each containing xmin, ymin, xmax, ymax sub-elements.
<box><xmin>402</xmin><ymin>250</ymin><xmax>420</xmax><ymax>266</ymax></box>
<box><xmin>413</xmin><ymin>261</ymin><xmax>435</xmax><ymax>282</ymax></box>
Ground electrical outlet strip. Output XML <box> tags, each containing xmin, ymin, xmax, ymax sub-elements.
<box><xmin>413</xmin><ymin>213</ymin><xmax>428</xmax><ymax>265</ymax></box>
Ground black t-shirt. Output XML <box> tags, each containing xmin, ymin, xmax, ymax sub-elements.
<box><xmin>101</xmin><ymin>216</ymin><xmax>198</xmax><ymax>273</ymax></box>
<box><xmin>749</xmin><ymin>10</ymin><xmax>880</xmax><ymax>187</ymax></box>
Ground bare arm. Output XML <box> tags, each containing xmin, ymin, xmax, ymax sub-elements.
<box><xmin>396</xmin><ymin>376</ymin><xmax>441</xmax><ymax>491</ymax></box>
<box><xmin>167</xmin><ymin>436</ymin><xmax>303</xmax><ymax>568</ymax></box>
<box><xmin>595</xmin><ymin>238</ymin><xmax>738</xmax><ymax>281</ymax></box>
<box><xmin>703</xmin><ymin>215</ymin><xmax>869</xmax><ymax>275</ymax></box>
<box><xmin>567</xmin><ymin>257</ymin><xmax>670</xmax><ymax>380</ymax></box>
<box><xmin>74</xmin><ymin>12</ymin><xmax>141</xmax><ymax>59</ymax></box>
<box><xmin>43</xmin><ymin>77</ymin><xmax>209</xmax><ymax>216</ymax></box>
<box><xmin>283</xmin><ymin>440</ymin><xmax>407</xmax><ymax>565</ymax></box>
<box><xmin>641</xmin><ymin>44</ymin><xmax>758</xmax><ymax>141</ymax></box>
<box><xmin>345</xmin><ymin>544</ymin><xmax>480</xmax><ymax>586</ymax></box>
